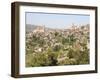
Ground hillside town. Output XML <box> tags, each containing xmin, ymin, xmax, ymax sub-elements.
<box><xmin>26</xmin><ymin>24</ymin><xmax>90</xmax><ymax>67</ymax></box>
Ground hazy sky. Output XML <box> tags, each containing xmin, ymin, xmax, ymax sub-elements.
<box><xmin>26</xmin><ymin>12</ymin><xmax>90</xmax><ymax>29</ymax></box>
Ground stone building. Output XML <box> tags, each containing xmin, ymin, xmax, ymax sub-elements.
<box><xmin>33</xmin><ymin>25</ymin><xmax>45</xmax><ymax>33</ymax></box>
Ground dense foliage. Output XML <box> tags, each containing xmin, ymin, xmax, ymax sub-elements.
<box><xmin>26</xmin><ymin>24</ymin><xmax>90</xmax><ymax>67</ymax></box>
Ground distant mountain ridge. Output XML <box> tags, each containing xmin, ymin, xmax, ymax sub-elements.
<box><xmin>26</xmin><ymin>24</ymin><xmax>37</xmax><ymax>33</ymax></box>
<box><xmin>26</xmin><ymin>24</ymin><xmax>89</xmax><ymax>34</ymax></box>
<box><xmin>26</xmin><ymin>24</ymin><xmax>55</xmax><ymax>33</ymax></box>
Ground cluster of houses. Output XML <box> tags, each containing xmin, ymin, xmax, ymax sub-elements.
<box><xmin>26</xmin><ymin>24</ymin><xmax>90</xmax><ymax>60</ymax></box>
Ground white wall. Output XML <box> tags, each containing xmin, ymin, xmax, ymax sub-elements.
<box><xmin>0</xmin><ymin>0</ymin><xmax>99</xmax><ymax>80</ymax></box>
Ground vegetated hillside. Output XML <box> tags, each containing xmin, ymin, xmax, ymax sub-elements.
<box><xmin>25</xmin><ymin>24</ymin><xmax>90</xmax><ymax>67</ymax></box>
